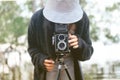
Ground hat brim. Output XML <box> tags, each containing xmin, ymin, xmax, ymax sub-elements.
<box><xmin>43</xmin><ymin>5</ymin><xmax>83</xmax><ymax>24</ymax></box>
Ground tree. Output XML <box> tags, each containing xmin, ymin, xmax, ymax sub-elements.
<box><xmin>103</xmin><ymin>2</ymin><xmax>120</xmax><ymax>43</ymax></box>
<box><xmin>0</xmin><ymin>1</ymin><xmax>28</xmax><ymax>44</ymax></box>
<box><xmin>83</xmin><ymin>1</ymin><xmax>120</xmax><ymax>44</ymax></box>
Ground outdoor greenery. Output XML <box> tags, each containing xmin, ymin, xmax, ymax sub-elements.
<box><xmin>0</xmin><ymin>1</ymin><xmax>120</xmax><ymax>44</ymax></box>
<box><xmin>0</xmin><ymin>1</ymin><xmax>28</xmax><ymax>44</ymax></box>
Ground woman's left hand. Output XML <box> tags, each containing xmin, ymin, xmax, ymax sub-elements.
<box><xmin>68</xmin><ymin>34</ymin><xmax>79</xmax><ymax>49</ymax></box>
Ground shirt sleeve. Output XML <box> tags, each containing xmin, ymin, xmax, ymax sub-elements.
<box><xmin>71</xmin><ymin>12</ymin><xmax>94</xmax><ymax>61</ymax></box>
<box><xmin>27</xmin><ymin>11</ymin><xmax>49</xmax><ymax>70</ymax></box>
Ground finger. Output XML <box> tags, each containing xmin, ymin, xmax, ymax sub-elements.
<box><xmin>69</xmin><ymin>38</ymin><xmax>78</xmax><ymax>43</ymax></box>
<box><xmin>69</xmin><ymin>33</ymin><xmax>72</xmax><ymax>36</ymax></box>
<box><xmin>73</xmin><ymin>45</ymin><xmax>79</xmax><ymax>49</ymax></box>
<box><xmin>44</xmin><ymin>64</ymin><xmax>54</xmax><ymax>67</ymax></box>
<box><xmin>69</xmin><ymin>35</ymin><xmax>77</xmax><ymax>39</ymax></box>
<box><xmin>44</xmin><ymin>61</ymin><xmax>54</xmax><ymax>67</ymax></box>
<box><xmin>70</xmin><ymin>42</ymin><xmax>78</xmax><ymax>47</ymax></box>
<box><xmin>69</xmin><ymin>33</ymin><xmax>72</xmax><ymax>39</ymax></box>
<box><xmin>44</xmin><ymin>59</ymin><xmax>55</xmax><ymax>64</ymax></box>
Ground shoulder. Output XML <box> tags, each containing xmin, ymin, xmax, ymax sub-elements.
<box><xmin>31</xmin><ymin>8</ymin><xmax>44</xmax><ymax>21</ymax></box>
<box><xmin>29</xmin><ymin>9</ymin><xmax>44</xmax><ymax>30</ymax></box>
<box><xmin>81</xmin><ymin>11</ymin><xmax>89</xmax><ymax>23</ymax></box>
<box><xmin>76</xmin><ymin>11</ymin><xmax>89</xmax><ymax>27</ymax></box>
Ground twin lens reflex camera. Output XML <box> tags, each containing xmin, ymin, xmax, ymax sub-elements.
<box><xmin>53</xmin><ymin>24</ymin><xmax>70</xmax><ymax>54</ymax></box>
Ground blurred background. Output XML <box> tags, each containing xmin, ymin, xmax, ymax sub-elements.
<box><xmin>0</xmin><ymin>0</ymin><xmax>120</xmax><ymax>80</ymax></box>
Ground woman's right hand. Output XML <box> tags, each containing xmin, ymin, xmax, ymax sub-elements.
<box><xmin>44</xmin><ymin>59</ymin><xmax>55</xmax><ymax>72</ymax></box>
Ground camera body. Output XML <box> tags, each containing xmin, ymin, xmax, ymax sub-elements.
<box><xmin>53</xmin><ymin>24</ymin><xmax>70</xmax><ymax>53</ymax></box>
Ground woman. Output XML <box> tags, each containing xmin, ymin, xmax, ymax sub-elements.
<box><xmin>28</xmin><ymin>0</ymin><xmax>93</xmax><ymax>80</ymax></box>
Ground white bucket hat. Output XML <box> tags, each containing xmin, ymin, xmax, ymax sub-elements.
<box><xmin>43</xmin><ymin>0</ymin><xmax>83</xmax><ymax>24</ymax></box>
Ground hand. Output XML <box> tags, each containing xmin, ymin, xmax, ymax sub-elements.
<box><xmin>44</xmin><ymin>59</ymin><xmax>55</xmax><ymax>72</ymax></box>
<box><xmin>69</xmin><ymin>34</ymin><xmax>79</xmax><ymax>49</ymax></box>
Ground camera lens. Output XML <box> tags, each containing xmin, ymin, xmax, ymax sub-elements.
<box><xmin>57</xmin><ymin>41</ymin><xmax>66</xmax><ymax>51</ymax></box>
<box><xmin>58</xmin><ymin>34</ymin><xmax>65</xmax><ymax>40</ymax></box>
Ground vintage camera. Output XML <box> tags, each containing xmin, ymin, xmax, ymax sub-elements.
<box><xmin>53</xmin><ymin>24</ymin><xmax>70</xmax><ymax>53</ymax></box>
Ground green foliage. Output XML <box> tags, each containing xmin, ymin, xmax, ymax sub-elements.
<box><xmin>89</xmin><ymin>15</ymin><xmax>100</xmax><ymax>41</ymax></box>
<box><xmin>0</xmin><ymin>1</ymin><xmax>28</xmax><ymax>44</ymax></box>
<box><xmin>83</xmin><ymin>64</ymin><xmax>98</xmax><ymax>80</ymax></box>
<box><xmin>103</xmin><ymin>2</ymin><xmax>120</xmax><ymax>43</ymax></box>
<box><xmin>25</xmin><ymin>0</ymin><xmax>33</xmax><ymax>12</ymax></box>
<box><xmin>84</xmin><ymin>73</ymin><xmax>93</xmax><ymax>80</ymax></box>
<box><xmin>87</xmin><ymin>1</ymin><xmax>120</xmax><ymax>43</ymax></box>
<box><xmin>90</xmin><ymin>25</ymin><xmax>100</xmax><ymax>42</ymax></box>
<box><xmin>104</xmin><ymin>28</ymin><xmax>120</xmax><ymax>43</ymax></box>
<box><xmin>0</xmin><ymin>0</ymin><xmax>119</xmax><ymax>44</ymax></box>
<box><xmin>106</xmin><ymin>2</ymin><xmax>120</xmax><ymax>11</ymax></box>
<box><xmin>80</xmin><ymin>0</ymin><xmax>87</xmax><ymax>8</ymax></box>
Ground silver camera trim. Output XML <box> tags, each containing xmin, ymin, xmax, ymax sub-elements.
<box><xmin>58</xmin><ymin>34</ymin><xmax>66</xmax><ymax>41</ymax></box>
<box><xmin>57</xmin><ymin>41</ymin><xmax>66</xmax><ymax>51</ymax></box>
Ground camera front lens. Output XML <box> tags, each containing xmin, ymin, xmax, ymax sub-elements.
<box><xmin>59</xmin><ymin>43</ymin><xmax>65</xmax><ymax>48</ymax></box>
<box><xmin>57</xmin><ymin>41</ymin><xmax>66</xmax><ymax>51</ymax></box>
<box><xmin>58</xmin><ymin>34</ymin><xmax>65</xmax><ymax>40</ymax></box>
